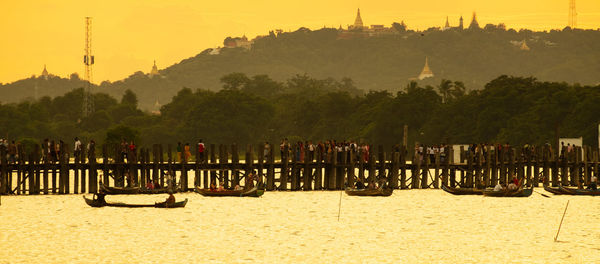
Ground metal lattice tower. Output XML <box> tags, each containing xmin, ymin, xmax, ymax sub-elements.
<box><xmin>83</xmin><ymin>17</ymin><xmax>95</xmax><ymax>117</ymax></box>
<box><xmin>568</xmin><ymin>0</ymin><xmax>577</xmax><ymax>28</ymax></box>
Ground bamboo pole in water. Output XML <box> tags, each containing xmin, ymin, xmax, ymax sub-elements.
<box><xmin>554</xmin><ymin>200</ymin><xmax>570</xmax><ymax>242</ymax></box>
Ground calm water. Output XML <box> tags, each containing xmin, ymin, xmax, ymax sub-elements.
<box><xmin>0</xmin><ymin>190</ymin><xmax>598</xmax><ymax>263</ymax></box>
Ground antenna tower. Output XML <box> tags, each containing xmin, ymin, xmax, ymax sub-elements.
<box><xmin>83</xmin><ymin>17</ymin><xmax>95</xmax><ymax>117</ymax></box>
<box><xmin>568</xmin><ymin>0</ymin><xmax>577</xmax><ymax>28</ymax></box>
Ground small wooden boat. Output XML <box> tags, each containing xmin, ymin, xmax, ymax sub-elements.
<box><xmin>344</xmin><ymin>187</ymin><xmax>393</xmax><ymax>197</ymax></box>
<box><xmin>139</xmin><ymin>187</ymin><xmax>176</xmax><ymax>194</ymax></box>
<box><xmin>483</xmin><ymin>186</ymin><xmax>533</xmax><ymax>197</ymax></box>
<box><xmin>543</xmin><ymin>185</ymin><xmax>566</xmax><ymax>195</ymax></box>
<box><xmin>83</xmin><ymin>195</ymin><xmax>188</xmax><ymax>208</ymax></box>
<box><xmin>558</xmin><ymin>186</ymin><xmax>600</xmax><ymax>196</ymax></box>
<box><xmin>100</xmin><ymin>184</ymin><xmax>140</xmax><ymax>195</ymax></box>
<box><xmin>441</xmin><ymin>184</ymin><xmax>484</xmax><ymax>195</ymax></box>
<box><xmin>195</xmin><ymin>186</ymin><xmax>265</xmax><ymax>197</ymax></box>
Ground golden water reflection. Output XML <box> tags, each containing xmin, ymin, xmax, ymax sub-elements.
<box><xmin>0</xmin><ymin>190</ymin><xmax>598</xmax><ymax>263</ymax></box>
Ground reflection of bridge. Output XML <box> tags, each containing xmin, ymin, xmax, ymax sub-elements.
<box><xmin>0</xmin><ymin>144</ymin><xmax>598</xmax><ymax>195</ymax></box>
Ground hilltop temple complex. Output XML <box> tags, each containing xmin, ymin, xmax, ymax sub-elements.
<box><xmin>216</xmin><ymin>9</ymin><xmax>485</xmax><ymax>51</ymax></box>
<box><xmin>338</xmin><ymin>9</ymin><xmax>476</xmax><ymax>39</ymax></box>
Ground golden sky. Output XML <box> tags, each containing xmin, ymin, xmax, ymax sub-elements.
<box><xmin>0</xmin><ymin>0</ymin><xmax>599</xmax><ymax>84</ymax></box>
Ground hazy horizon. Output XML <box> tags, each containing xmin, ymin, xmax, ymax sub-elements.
<box><xmin>1</xmin><ymin>0</ymin><xmax>599</xmax><ymax>84</ymax></box>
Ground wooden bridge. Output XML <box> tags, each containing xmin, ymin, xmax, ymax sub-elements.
<box><xmin>0</xmin><ymin>143</ymin><xmax>598</xmax><ymax>195</ymax></box>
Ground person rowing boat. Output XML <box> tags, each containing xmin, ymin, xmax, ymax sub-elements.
<box><xmin>354</xmin><ymin>177</ymin><xmax>365</xmax><ymax>189</ymax></box>
<box><xmin>165</xmin><ymin>190</ymin><xmax>175</xmax><ymax>206</ymax></box>
<box><xmin>93</xmin><ymin>188</ymin><xmax>107</xmax><ymax>204</ymax></box>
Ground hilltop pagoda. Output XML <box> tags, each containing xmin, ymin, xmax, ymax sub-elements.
<box><xmin>443</xmin><ymin>16</ymin><xmax>451</xmax><ymax>30</ymax></box>
<box><xmin>150</xmin><ymin>60</ymin><xmax>159</xmax><ymax>77</ymax></box>
<box><xmin>469</xmin><ymin>12</ymin><xmax>480</xmax><ymax>29</ymax></box>
<box><xmin>418</xmin><ymin>57</ymin><xmax>434</xmax><ymax>80</ymax></box>
<box><xmin>350</xmin><ymin>8</ymin><xmax>364</xmax><ymax>30</ymax></box>
<box><xmin>41</xmin><ymin>64</ymin><xmax>49</xmax><ymax>79</ymax></box>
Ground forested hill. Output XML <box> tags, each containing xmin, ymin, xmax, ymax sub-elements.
<box><xmin>2</xmin><ymin>26</ymin><xmax>600</xmax><ymax>110</ymax></box>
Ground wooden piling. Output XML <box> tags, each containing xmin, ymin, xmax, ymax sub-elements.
<box><xmin>485</xmin><ymin>145</ymin><xmax>492</xmax><ymax>187</ymax></box>
<box><xmin>158</xmin><ymin>144</ymin><xmax>164</xmax><ymax>187</ymax></box>
<box><xmin>60</xmin><ymin>143</ymin><xmax>68</xmax><ymax>194</ymax></box>
<box><xmin>561</xmin><ymin>147</ymin><xmax>568</xmax><ymax>186</ymax></box>
<box><xmin>421</xmin><ymin>146</ymin><xmax>430</xmax><ymax>189</ymax></box>
<box><xmin>391</xmin><ymin>151</ymin><xmax>399</xmax><ymax>189</ymax></box>
<box><xmin>593</xmin><ymin>148</ymin><xmax>600</xmax><ymax>187</ymax></box>
<box><xmin>492</xmin><ymin>145</ymin><xmax>506</xmax><ymax>186</ymax></box>
<box><xmin>210</xmin><ymin>144</ymin><xmax>216</xmax><ymax>187</ymax></box>
<box><xmin>258</xmin><ymin>143</ymin><xmax>265</xmax><ymax>186</ymax></box>
<box><xmin>194</xmin><ymin>145</ymin><xmax>199</xmax><ymax>188</ymax></box>
<box><xmin>267</xmin><ymin>144</ymin><xmax>275</xmax><ymax>190</ymax></box>
<box><xmin>280</xmin><ymin>145</ymin><xmax>289</xmax><ymax>190</ymax></box>
<box><xmin>433</xmin><ymin>150</ymin><xmax>440</xmax><ymax>188</ymax></box>
<box><xmin>412</xmin><ymin>146</ymin><xmax>421</xmax><ymax>189</ymax></box>
<box><xmin>358</xmin><ymin>148</ymin><xmax>365</xmax><ymax>184</ymax></box>
<box><xmin>543</xmin><ymin>145</ymin><xmax>550</xmax><ymax>186</ymax></box>
<box><xmin>466</xmin><ymin>150</ymin><xmax>473</xmax><ymax>188</ymax></box>
<box><xmin>551</xmin><ymin>146</ymin><xmax>559</xmax><ymax>187</ymax></box>
<box><xmin>245</xmin><ymin>144</ymin><xmax>254</xmax><ymax>188</ymax></box>
<box><xmin>232</xmin><ymin>144</ymin><xmax>240</xmax><ymax>188</ymax></box>
<box><xmin>400</xmin><ymin>145</ymin><xmax>407</xmax><ymax>189</ymax></box>
<box><xmin>15</xmin><ymin>146</ymin><xmax>22</xmax><ymax>195</ymax></box>
<box><xmin>477</xmin><ymin>147</ymin><xmax>483</xmax><ymax>188</ymax></box>
<box><xmin>303</xmin><ymin>146</ymin><xmax>312</xmax><ymax>191</ymax></box>
<box><xmin>145</xmin><ymin>149</ymin><xmax>151</xmax><ymax>188</ymax></box>
<box><xmin>102</xmin><ymin>144</ymin><xmax>109</xmax><ymax>186</ymax></box>
<box><xmin>114</xmin><ymin>144</ymin><xmax>123</xmax><ymax>187</ymax></box>
<box><xmin>27</xmin><ymin>153</ymin><xmax>35</xmax><ymax>194</ymax></box>
<box><xmin>51</xmin><ymin>145</ymin><xmax>57</xmax><ymax>193</ymax></box>
<box><xmin>442</xmin><ymin>146</ymin><xmax>450</xmax><ymax>187</ymax></box>
<box><xmin>335</xmin><ymin>148</ymin><xmax>345</xmax><ymax>190</ymax></box>
<box><xmin>328</xmin><ymin>147</ymin><xmax>337</xmax><ymax>190</ymax></box>
<box><xmin>508</xmin><ymin>148</ymin><xmax>515</xmax><ymax>183</ymax></box>
<box><xmin>74</xmin><ymin>144</ymin><xmax>80</xmax><ymax>194</ymax></box>
<box><xmin>575</xmin><ymin>147</ymin><xmax>582</xmax><ymax>189</ymax></box>
<box><xmin>532</xmin><ymin>147</ymin><xmax>539</xmax><ymax>186</ymax></box>
<box><xmin>517</xmin><ymin>149</ymin><xmax>525</xmax><ymax>185</ymax></box>
<box><xmin>219</xmin><ymin>145</ymin><xmax>226</xmax><ymax>188</ymax></box>
<box><xmin>314</xmin><ymin>149</ymin><xmax>323</xmax><ymax>190</ymax></box>
<box><xmin>584</xmin><ymin>146</ymin><xmax>590</xmax><ymax>187</ymax></box>
<box><xmin>367</xmin><ymin>147</ymin><xmax>375</xmax><ymax>188</ymax></box>
<box><xmin>140</xmin><ymin>148</ymin><xmax>146</xmax><ymax>189</ymax></box>
<box><xmin>167</xmin><ymin>144</ymin><xmax>173</xmax><ymax>189</ymax></box>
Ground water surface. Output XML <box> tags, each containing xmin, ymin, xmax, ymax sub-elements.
<box><xmin>0</xmin><ymin>190</ymin><xmax>597</xmax><ymax>263</ymax></box>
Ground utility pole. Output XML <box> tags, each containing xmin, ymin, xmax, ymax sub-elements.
<box><xmin>83</xmin><ymin>17</ymin><xmax>95</xmax><ymax>117</ymax></box>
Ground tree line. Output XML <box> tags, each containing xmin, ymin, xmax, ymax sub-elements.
<box><xmin>0</xmin><ymin>73</ymin><xmax>599</xmax><ymax>154</ymax></box>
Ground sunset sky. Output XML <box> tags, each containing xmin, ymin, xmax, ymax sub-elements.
<box><xmin>1</xmin><ymin>0</ymin><xmax>598</xmax><ymax>84</ymax></box>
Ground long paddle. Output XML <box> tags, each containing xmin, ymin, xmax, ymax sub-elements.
<box><xmin>533</xmin><ymin>190</ymin><xmax>551</xmax><ymax>198</ymax></box>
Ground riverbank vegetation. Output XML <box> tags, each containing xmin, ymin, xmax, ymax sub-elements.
<box><xmin>0</xmin><ymin>74</ymin><xmax>598</xmax><ymax>150</ymax></box>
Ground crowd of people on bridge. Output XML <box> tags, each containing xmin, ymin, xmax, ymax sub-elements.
<box><xmin>269</xmin><ymin>138</ymin><xmax>372</xmax><ymax>163</ymax></box>
<box><xmin>414</xmin><ymin>144</ymin><xmax>449</xmax><ymax>163</ymax></box>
